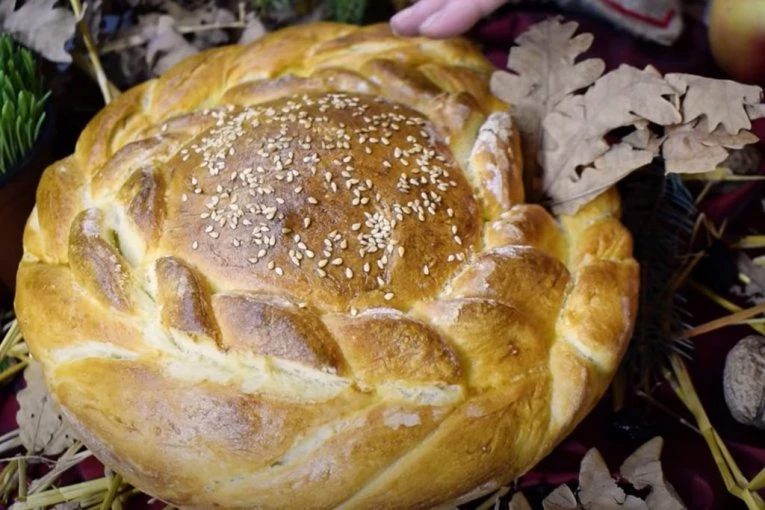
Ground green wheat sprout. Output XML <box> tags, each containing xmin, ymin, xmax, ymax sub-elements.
<box><xmin>0</xmin><ymin>34</ymin><xmax>50</xmax><ymax>176</ymax></box>
<box><xmin>329</xmin><ymin>0</ymin><xmax>367</xmax><ymax>23</ymax></box>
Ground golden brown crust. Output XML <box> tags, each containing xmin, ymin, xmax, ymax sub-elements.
<box><xmin>213</xmin><ymin>293</ymin><xmax>344</xmax><ymax>372</ymax></box>
<box><xmin>15</xmin><ymin>22</ymin><xmax>639</xmax><ymax>510</ymax></box>
<box><xmin>324</xmin><ymin>309</ymin><xmax>462</xmax><ymax>387</ymax></box>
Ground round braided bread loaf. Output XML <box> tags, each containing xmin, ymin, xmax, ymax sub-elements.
<box><xmin>15</xmin><ymin>22</ymin><xmax>639</xmax><ymax>509</ymax></box>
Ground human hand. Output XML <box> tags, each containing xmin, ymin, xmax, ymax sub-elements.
<box><xmin>390</xmin><ymin>0</ymin><xmax>509</xmax><ymax>38</ymax></box>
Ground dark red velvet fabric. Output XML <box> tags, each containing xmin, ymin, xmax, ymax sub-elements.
<box><xmin>1</xmin><ymin>7</ymin><xmax>763</xmax><ymax>509</ymax></box>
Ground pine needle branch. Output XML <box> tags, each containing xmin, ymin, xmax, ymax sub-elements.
<box><xmin>617</xmin><ymin>167</ymin><xmax>697</xmax><ymax>389</ymax></box>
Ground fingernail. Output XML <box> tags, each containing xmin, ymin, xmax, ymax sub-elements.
<box><xmin>391</xmin><ymin>8</ymin><xmax>414</xmax><ymax>26</ymax></box>
<box><xmin>391</xmin><ymin>9</ymin><xmax>417</xmax><ymax>36</ymax></box>
<box><xmin>419</xmin><ymin>11</ymin><xmax>445</xmax><ymax>32</ymax></box>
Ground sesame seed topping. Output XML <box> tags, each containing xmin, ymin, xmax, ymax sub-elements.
<box><xmin>176</xmin><ymin>92</ymin><xmax>469</xmax><ymax>309</ymax></box>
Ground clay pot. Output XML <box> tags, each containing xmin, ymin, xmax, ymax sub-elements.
<box><xmin>0</xmin><ymin>108</ymin><xmax>55</xmax><ymax>307</ymax></box>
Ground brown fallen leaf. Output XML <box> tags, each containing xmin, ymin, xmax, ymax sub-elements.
<box><xmin>505</xmin><ymin>437</ymin><xmax>685</xmax><ymax>510</ymax></box>
<box><xmin>540</xmin><ymin>64</ymin><xmax>679</xmax><ymax>213</ymax></box>
<box><xmin>578</xmin><ymin>447</ymin><xmax>631</xmax><ymax>510</ymax></box>
<box><xmin>16</xmin><ymin>360</ymin><xmax>76</xmax><ymax>456</ymax></box>
<box><xmin>665</xmin><ymin>73</ymin><xmax>765</xmax><ymax>134</ymax></box>
<box><xmin>663</xmin><ymin>118</ymin><xmax>759</xmax><ymax>174</ymax></box>
<box><xmin>142</xmin><ymin>14</ymin><xmax>198</xmax><ymax>76</ymax></box>
<box><xmin>0</xmin><ymin>0</ymin><xmax>77</xmax><ymax>63</ymax></box>
<box><xmin>548</xmin><ymin>142</ymin><xmax>655</xmax><ymax>215</ymax></box>
<box><xmin>746</xmin><ymin>103</ymin><xmax>765</xmax><ymax>119</ymax></box>
<box><xmin>542</xmin><ymin>484</ymin><xmax>578</xmax><ymax>510</ymax></box>
<box><xmin>153</xmin><ymin>0</ymin><xmax>236</xmax><ymax>49</ymax></box>
<box><xmin>490</xmin><ymin>16</ymin><xmax>605</xmax><ymax>179</ymax></box>
<box><xmin>622</xmin><ymin>122</ymin><xmax>666</xmax><ymax>154</ymax></box>
<box><xmin>492</xmin><ymin>17</ymin><xmax>765</xmax><ymax>216</ymax></box>
<box><xmin>239</xmin><ymin>12</ymin><xmax>268</xmax><ymax>44</ymax></box>
<box><xmin>737</xmin><ymin>253</ymin><xmax>765</xmax><ymax>297</ymax></box>
<box><xmin>576</xmin><ymin>64</ymin><xmax>681</xmax><ymax>128</ymax></box>
<box><xmin>105</xmin><ymin>0</ymin><xmax>263</xmax><ymax>83</ymax></box>
<box><xmin>509</xmin><ymin>492</ymin><xmax>534</xmax><ymax>510</ymax></box>
<box><xmin>619</xmin><ymin>437</ymin><xmax>686</xmax><ymax>510</ymax></box>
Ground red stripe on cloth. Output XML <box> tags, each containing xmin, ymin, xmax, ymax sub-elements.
<box><xmin>600</xmin><ymin>0</ymin><xmax>677</xmax><ymax>28</ymax></box>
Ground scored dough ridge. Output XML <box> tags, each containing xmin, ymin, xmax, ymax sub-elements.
<box><xmin>15</xmin><ymin>22</ymin><xmax>639</xmax><ymax>510</ymax></box>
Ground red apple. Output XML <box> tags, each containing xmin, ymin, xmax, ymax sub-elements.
<box><xmin>708</xmin><ymin>0</ymin><xmax>765</xmax><ymax>86</ymax></box>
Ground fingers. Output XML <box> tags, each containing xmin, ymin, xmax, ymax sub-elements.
<box><xmin>420</xmin><ymin>0</ymin><xmax>508</xmax><ymax>38</ymax></box>
<box><xmin>391</xmin><ymin>0</ymin><xmax>508</xmax><ymax>38</ymax></box>
<box><xmin>390</xmin><ymin>0</ymin><xmax>450</xmax><ymax>36</ymax></box>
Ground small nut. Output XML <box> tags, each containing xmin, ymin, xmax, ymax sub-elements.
<box><xmin>723</xmin><ymin>335</ymin><xmax>765</xmax><ymax>429</ymax></box>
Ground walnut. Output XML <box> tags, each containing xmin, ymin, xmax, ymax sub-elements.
<box><xmin>723</xmin><ymin>335</ymin><xmax>765</xmax><ymax>429</ymax></box>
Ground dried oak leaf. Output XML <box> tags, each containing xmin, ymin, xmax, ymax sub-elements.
<box><xmin>622</xmin><ymin>121</ymin><xmax>665</xmax><ymax>154</ymax></box>
<box><xmin>509</xmin><ymin>492</ymin><xmax>534</xmax><ymax>510</ymax></box>
<box><xmin>736</xmin><ymin>253</ymin><xmax>765</xmax><ymax>297</ymax></box>
<box><xmin>619</xmin><ymin>437</ymin><xmax>686</xmax><ymax>510</ymax></box>
<box><xmin>239</xmin><ymin>12</ymin><xmax>268</xmax><ymax>44</ymax></box>
<box><xmin>543</xmin><ymin>484</ymin><xmax>579</xmax><ymax>510</ymax></box>
<box><xmin>142</xmin><ymin>14</ymin><xmax>199</xmax><ymax>76</ymax></box>
<box><xmin>16</xmin><ymin>360</ymin><xmax>76</xmax><ymax>456</ymax></box>
<box><xmin>541</xmin><ymin>64</ymin><xmax>680</xmax><ymax>214</ymax></box>
<box><xmin>490</xmin><ymin>16</ymin><xmax>605</xmax><ymax>174</ymax></box>
<box><xmin>579</xmin><ymin>448</ymin><xmax>648</xmax><ymax>510</ymax></box>
<box><xmin>152</xmin><ymin>0</ymin><xmax>236</xmax><ymax>49</ymax></box>
<box><xmin>665</xmin><ymin>73</ymin><xmax>765</xmax><ymax>134</ymax></box>
<box><xmin>663</xmin><ymin>118</ymin><xmax>759</xmax><ymax>174</ymax></box>
<box><xmin>0</xmin><ymin>0</ymin><xmax>77</xmax><ymax>63</ymax></box>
